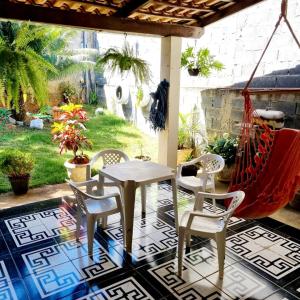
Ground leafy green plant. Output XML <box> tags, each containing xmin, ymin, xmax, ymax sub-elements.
<box><xmin>178</xmin><ymin>112</ymin><xmax>200</xmax><ymax>149</ymax></box>
<box><xmin>136</xmin><ymin>87</ymin><xmax>144</xmax><ymax>107</ymax></box>
<box><xmin>181</xmin><ymin>47</ymin><xmax>224</xmax><ymax>77</ymax></box>
<box><xmin>0</xmin><ymin>150</ymin><xmax>34</xmax><ymax>177</ymax></box>
<box><xmin>51</xmin><ymin>104</ymin><xmax>92</xmax><ymax>164</ymax></box>
<box><xmin>206</xmin><ymin>133</ymin><xmax>238</xmax><ymax>166</ymax></box>
<box><xmin>96</xmin><ymin>41</ymin><xmax>151</xmax><ymax>85</ymax></box>
<box><xmin>89</xmin><ymin>91</ymin><xmax>98</xmax><ymax>105</ymax></box>
<box><xmin>0</xmin><ymin>21</ymin><xmax>94</xmax><ymax>119</ymax></box>
<box><xmin>59</xmin><ymin>82</ymin><xmax>77</xmax><ymax>103</ymax></box>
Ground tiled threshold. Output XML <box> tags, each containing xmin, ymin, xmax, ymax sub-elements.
<box><xmin>0</xmin><ymin>181</ymin><xmax>299</xmax><ymax>230</ymax></box>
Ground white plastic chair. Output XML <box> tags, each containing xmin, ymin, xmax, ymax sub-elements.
<box><xmin>177</xmin><ymin>191</ymin><xmax>245</xmax><ymax>279</ymax></box>
<box><xmin>67</xmin><ymin>180</ymin><xmax>124</xmax><ymax>255</ymax></box>
<box><xmin>176</xmin><ymin>154</ymin><xmax>225</xmax><ymax>210</ymax></box>
<box><xmin>88</xmin><ymin>149</ymin><xmax>129</xmax><ymax>192</ymax></box>
<box><xmin>88</xmin><ymin>149</ymin><xmax>147</xmax><ymax>216</ymax></box>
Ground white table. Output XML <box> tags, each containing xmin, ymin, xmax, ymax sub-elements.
<box><xmin>99</xmin><ymin>160</ymin><xmax>178</xmax><ymax>252</ymax></box>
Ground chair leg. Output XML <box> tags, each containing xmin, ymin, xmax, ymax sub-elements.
<box><xmin>101</xmin><ymin>216</ymin><xmax>108</xmax><ymax>229</ymax></box>
<box><xmin>177</xmin><ymin>227</ymin><xmax>185</xmax><ymax>277</ymax></box>
<box><xmin>87</xmin><ymin>214</ymin><xmax>96</xmax><ymax>256</ymax></box>
<box><xmin>141</xmin><ymin>185</ymin><xmax>146</xmax><ymax>214</ymax></box>
<box><xmin>186</xmin><ymin>232</ymin><xmax>191</xmax><ymax>248</ymax></box>
<box><xmin>76</xmin><ymin>207</ymin><xmax>82</xmax><ymax>241</ymax></box>
<box><xmin>193</xmin><ymin>192</ymin><xmax>204</xmax><ymax>211</ymax></box>
<box><xmin>216</xmin><ymin>231</ymin><xmax>226</xmax><ymax>279</ymax></box>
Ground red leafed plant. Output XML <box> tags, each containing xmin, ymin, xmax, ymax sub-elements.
<box><xmin>51</xmin><ymin>104</ymin><xmax>92</xmax><ymax>164</ymax></box>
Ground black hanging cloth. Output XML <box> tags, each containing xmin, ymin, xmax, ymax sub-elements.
<box><xmin>149</xmin><ymin>79</ymin><xmax>169</xmax><ymax>131</ymax></box>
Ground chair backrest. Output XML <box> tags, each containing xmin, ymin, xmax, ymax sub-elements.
<box><xmin>90</xmin><ymin>149</ymin><xmax>129</xmax><ymax>167</ymax></box>
<box><xmin>67</xmin><ymin>180</ymin><xmax>88</xmax><ymax>213</ymax></box>
<box><xmin>200</xmin><ymin>154</ymin><xmax>225</xmax><ymax>174</ymax></box>
<box><xmin>223</xmin><ymin>191</ymin><xmax>245</xmax><ymax>225</ymax></box>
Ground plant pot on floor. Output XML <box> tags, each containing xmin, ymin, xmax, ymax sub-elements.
<box><xmin>64</xmin><ymin>161</ymin><xmax>90</xmax><ymax>182</ymax></box>
<box><xmin>217</xmin><ymin>164</ymin><xmax>235</xmax><ymax>182</ymax></box>
<box><xmin>9</xmin><ymin>175</ymin><xmax>30</xmax><ymax>195</ymax></box>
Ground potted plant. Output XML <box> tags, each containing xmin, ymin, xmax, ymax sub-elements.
<box><xmin>52</xmin><ymin>103</ymin><xmax>92</xmax><ymax>182</ymax></box>
<box><xmin>206</xmin><ymin>133</ymin><xmax>238</xmax><ymax>182</ymax></box>
<box><xmin>0</xmin><ymin>150</ymin><xmax>34</xmax><ymax>195</ymax></box>
<box><xmin>177</xmin><ymin>112</ymin><xmax>200</xmax><ymax>165</ymax></box>
<box><xmin>181</xmin><ymin>47</ymin><xmax>224</xmax><ymax>77</ymax></box>
<box><xmin>96</xmin><ymin>41</ymin><xmax>151</xmax><ymax>85</ymax></box>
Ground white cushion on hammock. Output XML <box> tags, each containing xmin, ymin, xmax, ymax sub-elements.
<box><xmin>255</xmin><ymin>109</ymin><xmax>284</xmax><ymax>120</ymax></box>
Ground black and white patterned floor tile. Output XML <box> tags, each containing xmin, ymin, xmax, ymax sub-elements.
<box><xmin>0</xmin><ymin>183</ymin><xmax>300</xmax><ymax>300</ymax></box>
<box><xmin>226</xmin><ymin>225</ymin><xmax>300</xmax><ymax>280</ymax></box>
<box><xmin>104</xmin><ymin>215</ymin><xmax>178</xmax><ymax>261</ymax></box>
<box><xmin>21</xmin><ymin>237</ymin><xmax>121</xmax><ymax>298</ymax></box>
<box><xmin>4</xmin><ymin>207</ymin><xmax>77</xmax><ymax>247</ymax></box>
<box><xmin>77</xmin><ymin>277</ymin><xmax>155</xmax><ymax>300</ymax></box>
<box><xmin>0</xmin><ymin>260</ymin><xmax>18</xmax><ymax>300</ymax></box>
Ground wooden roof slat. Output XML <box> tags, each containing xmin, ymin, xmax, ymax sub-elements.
<box><xmin>0</xmin><ymin>0</ymin><xmax>203</xmax><ymax>37</ymax></box>
<box><xmin>1</xmin><ymin>0</ymin><xmax>266</xmax><ymax>37</ymax></box>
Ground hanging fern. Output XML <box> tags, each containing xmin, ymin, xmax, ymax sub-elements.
<box><xmin>96</xmin><ymin>41</ymin><xmax>151</xmax><ymax>85</ymax></box>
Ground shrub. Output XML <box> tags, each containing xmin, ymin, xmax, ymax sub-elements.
<box><xmin>0</xmin><ymin>150</ymin><xmax>34</xmax><ymax>177</ymax></box>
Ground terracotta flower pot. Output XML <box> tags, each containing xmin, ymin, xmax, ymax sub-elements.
<box><xmin>8</xmin><ymin>174</ymin><xmax>30</xmax><ymax>195</ymax></box>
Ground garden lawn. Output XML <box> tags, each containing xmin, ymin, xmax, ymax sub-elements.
<box><xmin>0</xmin><ymin>106</ymin><xmax>157</xmax><ymax>193</ymax></box>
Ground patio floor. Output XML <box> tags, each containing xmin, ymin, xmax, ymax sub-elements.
<box><xmin>0</xmin><ymin>183</ymin><xmax>299</xmax><ymax>299</ymax></box>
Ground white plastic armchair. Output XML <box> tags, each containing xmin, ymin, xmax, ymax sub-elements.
<box><xmin>176</xmin><ymin>154</ymin><xmax>225</xmax><ymax>210</ymax></box>
<box><xmin>177</xmin><ymin>191</ymin><xmax>245</xmax><ymax>279</ymax></box>
<box><xmin>67</xmin><ymin>180</ymin><xmax>124</xmax><ymax>256</ymax></box>
<box><xmin>88</xmin><ymin>149</ymin><xmax>129</xmax><ymax>191</ymax></box>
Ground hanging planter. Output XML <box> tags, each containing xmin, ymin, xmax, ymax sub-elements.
<box><xmin>181</xmin><ymin>47</ymin><xmax>224</xmax><ymax>77</ymax></box>
<box><xmin>96</xmin><ymin>41</ymin><xmax>151</xmax><ymax>85</ymax></box>
<box><xmin>188</xmin><ymin>68</ymin><xmax>200</xmax><ymax>76</ymax></box>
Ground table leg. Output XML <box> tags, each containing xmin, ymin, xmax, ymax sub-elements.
<box><xmin>171</xmin><ymin>178</ymin><xmax>179</xmax><ymax>233</ymax></box>
<box><xmin>123</xmin><ymin>180</ymin><xmax>136</xmax><ymax>252</ymax></box>
<box><xmin>141</xmin><ymin>184</ymin><xmax>146</xmax><ymax>214</ymax></box>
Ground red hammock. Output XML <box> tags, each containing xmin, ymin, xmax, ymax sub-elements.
<box><xmin>227</xmin><ymin>0</ymin><xmax>300</xmax><ymax>219</ymax></box>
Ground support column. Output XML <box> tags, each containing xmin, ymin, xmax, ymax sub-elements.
<box><xmin>158</xmin><ymin>36</ymin><xmax>182</xmax><ymax>169</ymax></box>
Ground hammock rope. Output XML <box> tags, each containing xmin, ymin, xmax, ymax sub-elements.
<box><xmin>228</xmin><ymin>0</ymin><xmax>300</xmax><ymax>219</ymax></box>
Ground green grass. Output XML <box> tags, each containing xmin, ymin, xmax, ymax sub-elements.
<box><xmin>0</xmin><ymin>106</ymin><xmax>157</xmax><ymax>193</ymax></box>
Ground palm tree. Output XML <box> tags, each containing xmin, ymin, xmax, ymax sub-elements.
<box><xmin>0</xmin><ymin>21</ymin><xmax>95</xmax><ymax>120</ymax></box>
<box><xmin>0</xmin><ymin>22</ymin><xmax>58</xmax><ymax>120</ymax></box>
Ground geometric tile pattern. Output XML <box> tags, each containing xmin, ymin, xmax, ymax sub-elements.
<box><xmin>0</xmin><ymin>183</ymin><xmax>299</xmax><ymax>300</ymax></box>
<box><xmin>104</xmin><ymin>215</ymin><xmax>177</xmax><ymax>261</ymax></box>
<box><xmin>0</xmin><ymin>260</ymin><xmax>18</xmax><ymax>300</ymax></box>
<box><xmin>94</xmin><ymin>277</ymin><xmax>154</xmax><ymax>299</ymax></box>
<box><xmin>4</xmin><ymin>207</ymin><xmax>77</xmax><ymax>247</ymax></box>
<box><xmin>226</xmin><ymin>225</ymin><xmax>300</xmax><ymax>279</ymax></box>
<box><xmin>22</xmin><ymin>237</ymin><xmax>121</xmax><ymax>298</ymax></box>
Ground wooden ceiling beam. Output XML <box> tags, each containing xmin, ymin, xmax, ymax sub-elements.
<box><xmin>199</xmin><ymin>0</ymin><xmax>265</xmax><ymax>26</ymax></box>
<box><xmin>114</xmin><ymin>0</ymin><xmax>150</xmax><ymax>17</ymax></box>
<box><xmin>149</xmin><ymin>1</ymin><xmax>213</xmax><ymax>12</ymax></box>
<box><xmin>0</xmin><ymin>0</ymin><xmax>203</xmax><ymax>37</ymax></box>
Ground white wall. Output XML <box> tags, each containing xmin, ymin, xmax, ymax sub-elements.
<box><xmin>181</xmin><ymin>0</ymin><xmax>300</xmax><ymax>89</ymax></box>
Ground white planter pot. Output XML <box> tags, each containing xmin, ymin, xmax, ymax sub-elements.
<box><xmin>64</xmin><ymin>160</ymin><xmax>90</xmax><ymax>182</ymax></box>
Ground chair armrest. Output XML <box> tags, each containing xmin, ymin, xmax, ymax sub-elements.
<box><xmin>198</xmin><ymin>191</ymin><xmax>234</xmax><ymax>200</ymax></box>
<box><xmin>76</xmin><ymin>188</ymin><xmax>120</xmax><ymax>201</ymax></box>
<box><xmin>68</xmin><ymin>179</ymin><xmax>98</xmax><ymax>187</ymax></box>
<box><xmin>186</xmin><ymin>210</ymin><xmax>227</xmax><ymax>229</ymax></box>
<box><xmin>179</xmin><ymin>157</ymin><xmax>202</xmax><ymax>167</ymax></box>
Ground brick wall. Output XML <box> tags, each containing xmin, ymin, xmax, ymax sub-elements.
<box><xmin>201</xmin><ymin>89</ymin><xmax>300</xmax><ymax>136</ymax></box>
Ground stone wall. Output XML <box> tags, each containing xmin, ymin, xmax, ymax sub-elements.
<box><xmin>201</xmin><ymin>89</ymin><xmax>300</xmax><ymax>136</ymax></box>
